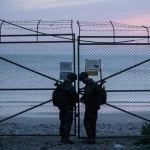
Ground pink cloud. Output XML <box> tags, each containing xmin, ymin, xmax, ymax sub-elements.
<box><xmin>117</xmin><ymin>14</ymin><xmax>150</xmax><ymax>26</ymax></box>
<box><xmin>114</xmin><ymin>14</ymin><xmax>150</xmax><ymax>36</ymax></box>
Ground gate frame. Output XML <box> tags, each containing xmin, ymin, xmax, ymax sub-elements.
<box><xmin>77</xmin><ymin>35</ymin><xmax>150</xmax><ymax>138</ymax></box>
<box><xmin>0</xmin><ymin>31</ymin><xmax>77</xmax><ymax>136</ymax></box>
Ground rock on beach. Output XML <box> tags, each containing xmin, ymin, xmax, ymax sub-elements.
<box><xmin>0</xmin><ymin>122</ymin><xmax>146</xmax><ymax>150</ymax></box>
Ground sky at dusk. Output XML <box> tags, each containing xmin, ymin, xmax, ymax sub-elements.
<box><xmin>0</xmin><ymin>0</ymin><xmax>149</xmax><ymax>48</ymax></box>
<box><xmin>0</xmin><ymin>0</ymin><xmax>149</xmax><ymax>52</ymax></box>
<box><xmin>0</xmin><ymin>1</ymin><xmax>150</xmax><ymax>84</ymax></box>
<box><xmin>0</xmin><ymin>0</ymin><xmax>149</xmax><ymax>29</ymax></box>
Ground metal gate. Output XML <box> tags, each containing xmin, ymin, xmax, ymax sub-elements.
<box><xmin>77</xmin><ymin>35</ymin><xmax>150</xmax><ymax>138</ymax></box>
<box><xmin>0</xmin><ymin>20</ymin><xmax>77</xmax><ymax>136</ymax></box>
<box><xmin>1</xmin><ymin>19</ymin><xmax>150</xmax><ymax>138</ymax></box>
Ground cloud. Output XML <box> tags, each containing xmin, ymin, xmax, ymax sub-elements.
<box><xmin>11</xmin><ymin>0</ymin><xmax>108</xmax><ymax>11</ymax></box>
<box><xmin>115</xmin><ymin>14</ymin><xmax>150</xmax><ymax>36</ymax></box>
<box><xmin>117</xmin><ymin>14</ymin><xmax>150</xmax><ymax>26</ymax></box>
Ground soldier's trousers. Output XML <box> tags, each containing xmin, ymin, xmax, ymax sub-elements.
<box><xmin>84</xmin><ymin>105</ymin><xmax>98</xmax><ymax>137</ymax></box>
<box><xmin>59</xmin><ymin>107</ymin><xmax>73</xmax><ymax>137</ymax></box>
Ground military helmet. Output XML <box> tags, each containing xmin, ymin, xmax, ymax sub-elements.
<box><xmin>78</xmin><ymin>72</ymin><xmax>88</xmax><ymax>81</ymax></box>
<box><xmin>67</xmin><ymin>73</ymin><xmax>77</xmax><ymax>81</ymax></box>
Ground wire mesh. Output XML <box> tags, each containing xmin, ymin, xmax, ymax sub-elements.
<box><xmin>0</xmin><ymin>41</ymin><xmax>76</xmax><ymax>136</ymax></box>
<box><xmin>0</xmin><ymin>20</ymin><xmax>150</xmax><ymax>138</ymax></box>
<box><xmin>78</xmin><ymin>42</ymin><xmax>150</xmax><ymax>138</ymax></box>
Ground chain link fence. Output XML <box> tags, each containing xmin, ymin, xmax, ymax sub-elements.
<box><xmin>0</xmin><ymin>39</ymin><xmax>76</xmax><ymax>136</ymax></box>
<box><xmin>1</xmin><ymin>35</ymin><xmax>150</xmax><ymax>138</ymax></box>
<box><xmin>77</xmin><ymin>39</ymin><xmax>150</xmax><ymax>138</ymax></box>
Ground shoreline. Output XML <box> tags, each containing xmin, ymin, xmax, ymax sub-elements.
<box><xmin>0</xmin><ymin>104</ymin><xmax>149</xmax><ymax>137</ymax></box>
<box><xmin>0</xmin><ymin>120</ymin><xmax>145</xmax><ymax>136</ymax></box>
<box><xmin>0</xmin><ymin>107</ymin><xmax>149</xmax><ymax>124</ymax></box>
<box><xmin>0</xmin><ymin>111</ymin><xmax>148</xmax><ymax>137</ymax></box>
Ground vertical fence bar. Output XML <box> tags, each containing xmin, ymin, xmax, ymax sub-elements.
<box><xmin>142</xmin><ymin>26</ymin><xmax>149</xmax><ymax>43</ymax></box>
<box><xmin>0</xmin><ymin>21</ymin><xmax>4</xmax><ymax>42</ymax></box>
<box><xmin>77</xmin><ymin>36</ymin><xmax>81</xmax><ymax>138</ymax></box>
<box><xmin>37</xmin><ymin>20</ymin><xmax>41</xmax><ymax>42</ymax></box>
<box><xmin>77</xmin><ymin>21</ymin><xmax>80</xmax><ymax>37</ymax></box>
<box><xmin>71</xmin><ymin>20</ymin><xmax>73</xmax><ymax>35</ymax></box>
<box><xmin>73</xmin><ymin>33</ymin><xmax>77</xmax><ymax>136</ymax></box>
<box><xmin>110</xmin><ymin>21</ymin><xmax>115</xmax><ymax>43</ymax></box>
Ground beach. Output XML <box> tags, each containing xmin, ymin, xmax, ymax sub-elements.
<box><xmin>0</xmin><ymin>93</ymin><xmax>149</xmax><ymax>149</ymax></box>
<box><xmin>0</xmin><ymin>115</ymin><xmax>148</xmax><ymax>150</ymax></box>
<box><xmin>0</xmin><ymin>103</ymin><xmax>149</xmax><ymax>137</ymax></box>
<box><xmin>0</xmin><ymin>117</ymin><xmax>148</xmax><ymax>150</ymax></box>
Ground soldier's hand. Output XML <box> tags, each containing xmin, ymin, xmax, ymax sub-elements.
<box><xmin>101</xmin><ymin>79</ymin><xmax>106</xmax><ymax>85</ymax></box>
<box><xmin>79</xmin><ymin>98</ymin><xmax>84</xmax><ymax>103</ymax></box>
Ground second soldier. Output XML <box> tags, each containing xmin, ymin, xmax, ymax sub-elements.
<box><xmin>79</xmin><ymin>72</ymin><xmax>100</xmax><ymax>144</ymax></box>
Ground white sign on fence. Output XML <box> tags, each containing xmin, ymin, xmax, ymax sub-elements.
<box><xmin>60</xmin><ymin>62</ymin><xmax>72</xmax><ymax>71</ymax></box>
<box><xmin>85</xmin><ymin>59</ymin><xmax>101</xmax><ymax>71</ymax></box>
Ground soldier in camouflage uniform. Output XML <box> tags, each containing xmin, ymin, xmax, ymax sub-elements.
<box><xmin>79</xmin><ymin>72</ymin><xmax>100</xmax><ymax>144</ymax></box>
<box><xmin>59</xmin><ymin>73</ymin><xmax>79</xmax><ymax>144</ymax></box>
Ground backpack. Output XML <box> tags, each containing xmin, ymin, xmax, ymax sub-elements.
<box><xmin>96</xmin><ymin>84</ymin><xmax>107</xmax><ymax>105</ymax></box>
<box><xmin>52</xmin><ymin>82</ymin><xmax>64</xmax><ymax>107</ymax></box>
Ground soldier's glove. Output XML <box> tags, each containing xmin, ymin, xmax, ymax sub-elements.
<box><xmin>100</xmin><ymin>79</ymin><xmax>106</xmax><ymax>85</ymax></box>
<box><xmin>80</xmin><ymin>98</ymin><xmax>84</xmax><ymax>103</ymax></box>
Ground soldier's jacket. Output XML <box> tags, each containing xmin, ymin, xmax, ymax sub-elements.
<box><xmin>62</xmin><ymin>80</ymin><xmax>79</xmax><ymax>107</ymax></box>
<box><xmin>81</xmin><ymin>78</ymin><xmax>99</xmax><ymax>106</ymax></box>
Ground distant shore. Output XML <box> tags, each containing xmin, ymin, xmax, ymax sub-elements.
<box><xmin>0</xmin><ymin>103</ymin><xmax>149</xmax><ymax>124</ymax></box>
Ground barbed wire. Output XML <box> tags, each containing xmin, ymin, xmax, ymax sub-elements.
<box><xmin>80</xmin><ymin>29</ymin><xmax>146</xmax><ymax>32</ymax></box>
<box><xmin>112</xmin><ymin>22</ymin><xmax>143</xmax><ymax>29</ymax></box>
<box><xmin>77</xmin><ymin>21</ymin><xmax>149</xmax><ymax>32</ymax></box>
<box><xmin>2</xmin><ymin>23</ymin><xmax>72</xmax><ymax>26</ymax></box>
<box><xmin>0</xmin><ymin>19</ymin><xmax>73</xmax><ymax>35</ymax></box>
<box><xmin>1</xmin><ymin>20</ymin><xmax>72</xmax><ymax>26</ymax></box>
<box><xmin>1</xmin><ymin>20</ymin><xmax>149</xmax><ymax>42</ymax></box>
<box><xmin>2</xmin><ymin>27</ymin><xmax>71</xmax><ymax>30</ymax></box>
<box><xmin>1</xmin><ymin>20</ymin><xmax>149</xmax><ymax>32</ymax></box>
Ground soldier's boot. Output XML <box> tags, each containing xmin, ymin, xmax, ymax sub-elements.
<box><xmin>62</xmin><ymin>136</ymin><xmax>75</xmax><ymax>144</ymax></box>
<box><xmin>81</xmin><ymin>136</ymin><xmax>95</xmax><ymax>144</ymax></box>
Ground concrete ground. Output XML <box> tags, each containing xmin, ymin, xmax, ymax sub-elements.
<box><xmin>0</xmin><ymin>135</ymin><xmax>147</xmax><ymax>150</ymax></box>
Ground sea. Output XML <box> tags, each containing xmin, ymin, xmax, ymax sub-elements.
<box><xmin>0</xmin><ymin>53</ymin><xmax>150</xmax><ymax>118</ymax></box>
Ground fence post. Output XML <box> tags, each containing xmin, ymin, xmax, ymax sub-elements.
<box><xmin>77</xmin><ymin>36</ymin><xmax>81</xmax><ymax>138</ymax></box>
<box><xmin>37</xmin><ymin>20</ymin><xmax>41</xmax><ymax>42</ymax></box>
<box><xmin>0</xmin><ymin>21</ymin><xmax>4</xmax><ymax>43</ymax></box>
<box><xmin>110</xmin><ymin>21</ymin><xmax>115</xmax><ymax>43</ymax></box>
<box><xmin>142</xmin><ymin>26</ymin><xmax>149</xmax><ymax>43</ymax></box>
<box><xmin>77</xmin><ymin>21</ymin><xmax>80</xmax><ymax>37</ymax></box>
<box><xmin>71</xmin><ymin>20</ymin><xmax>73</xmax><ymax>35</ymax></box>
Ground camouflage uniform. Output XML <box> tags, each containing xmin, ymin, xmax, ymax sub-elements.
<box><xmin>59</xmin><ymin>79</ymin><xmax>78</xmax><ymax>139</ymax></box>
<box><xmin>81</xmin><ymin>78</ymin><xmax>100</xmax><ymax>138</ymax></box>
